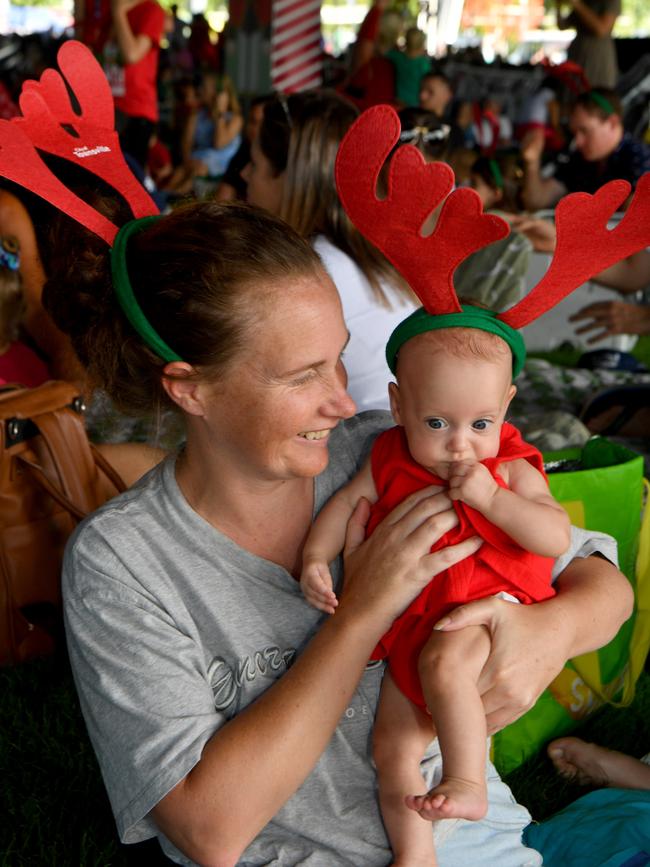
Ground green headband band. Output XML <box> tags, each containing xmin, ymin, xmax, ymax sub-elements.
<box><xmin>386</xmin><ymin>305</ymin><xmax>527</xmax><ymax>378</ymax></box>
<box><xmin>488</xmin><ymin>158</ymin><xmax>504</xmax><ymax>190</ymax></box>
<box><xmin>110</xmin><ymin>216</ymin><xmax>183</xmax><ymax>363</ymax></box>
<box><xmin>588</xmin><ymin>91</ymin><xmax>615</xmax><ymax>117</ymax></box>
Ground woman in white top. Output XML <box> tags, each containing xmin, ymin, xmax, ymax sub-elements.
<box><xmin>243</xmin><ymin>91</ymin><xmax>418</xmax><ymax>412</ymax></box>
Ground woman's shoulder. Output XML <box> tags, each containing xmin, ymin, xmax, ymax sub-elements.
<box><xmin>316</xmin><ymin>412</ymin><xmax>392</xmax><ymax>509</ymax></box>
<box><xmin>328</xmin><ymin>411</ymin><xmax>393</xmax><ymax>470</ymax></box>
<box><xmin>65</xmin><ymin>456</ymin><xmax>173</xmax><ymax>570</ymax></box>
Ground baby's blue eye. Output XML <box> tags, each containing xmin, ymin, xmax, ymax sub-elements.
<box><xmin>427</xmin><ymin>418</ymin><xmax>446</xmax><ymax>430</ymax></box>
<box><xmin>472</xmin><ymin>419</ymin><xmax>491</xmax><ymax>431</ymax></box>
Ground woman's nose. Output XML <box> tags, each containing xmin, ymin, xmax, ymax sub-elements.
<box><xmin>327</xmin><ymin>363</ymin><xmax>356</xmax><ymax>418</ymax></box>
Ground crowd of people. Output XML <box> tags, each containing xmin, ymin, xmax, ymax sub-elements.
<box><xmin>0</xmin><ymin>0</ymin><xmax>649</xmax><ymax>865</ymax></box>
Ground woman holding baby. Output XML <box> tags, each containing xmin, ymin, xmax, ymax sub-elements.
<box><xmin>46</xmin><ymin>189</ymin><xmax>632</xmax><ymax>866</ymax></box>
<box><xmin>2</xmin><ymin>60</ymin><xmax>628</xmax><ymax>863</ymax></box>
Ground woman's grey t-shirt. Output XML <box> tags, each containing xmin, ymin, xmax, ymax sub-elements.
<box><xmin>63</xmin><ymin>411</ymin><xmax>616</xmax><ymax>866</ymax></box>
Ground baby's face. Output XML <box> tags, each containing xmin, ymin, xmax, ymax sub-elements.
<box><xmin>389</xmin><ymin>339</ymin><xmax>515</xmax><ymax>480</ymax></box>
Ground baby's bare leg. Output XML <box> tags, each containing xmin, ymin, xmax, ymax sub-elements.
<box><xmin>407</xmin><ymin>625</ymin><xmax>491</xmax><ymax>822</ymax></box>
<box><xmin>373</xmin><ymin>670</ymin><xmax>438</xmax><ymax>867</ymax></box>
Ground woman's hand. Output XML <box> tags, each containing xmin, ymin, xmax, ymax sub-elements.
<box><xmin>432</xmin><ymin>552</ymin><xmax>633</xmax><ymax>733</ymax></box>
<box><xmin>432</xmin><ymin>595</ymin><xmax>573</xmax><ymax>734</ymax></box>
<box><xmin>570</xmin><ymin>300</ymin><xmax>650</xmax><ymax>342</ymax></box>
<box><xmin>339</xmin><ymin>488</ymin><xmax>482</xmax><ymax>633</ymax></box>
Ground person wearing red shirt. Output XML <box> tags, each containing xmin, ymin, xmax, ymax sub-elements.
<box><xmin>105</xmin><ymin>0</ymin><xmax>165</xmax><ymax>169</ymax></box>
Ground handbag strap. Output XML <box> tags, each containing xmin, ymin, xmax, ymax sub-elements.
<box><xmin>12</xmin><ymin>404</ymin><xmax>127</xmax><ymax>521</ymax></box>
<box><xmin>37</xmin><ymin>408</ymin><xmax>126</xmax><ymax>509</ymax></box>
<box><xmin>16</xmin><ymin>454</ymin><xmax>87</xmax><ymax>522</ymax></box>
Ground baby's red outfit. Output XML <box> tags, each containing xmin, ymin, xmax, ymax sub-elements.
<box><xmin>368</xmin><ymin>422</ymin><xmax>556</xmax><ymax>709</ymax></box>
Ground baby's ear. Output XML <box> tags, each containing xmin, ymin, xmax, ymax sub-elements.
<box><xmin>506</xmin><ymin>383</ymin><xmax>517</xmax><ymax>409</ymax></box>
<box><xmin>388</xmin><ymin>381</ymin><xmax>402</xmax><ymax>425</ymax></box>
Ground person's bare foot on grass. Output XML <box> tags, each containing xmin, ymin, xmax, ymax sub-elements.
<box><xmin>548</xmin><ymin>737</ymin><xmax>650</xmax><ymax>790</ymax></box>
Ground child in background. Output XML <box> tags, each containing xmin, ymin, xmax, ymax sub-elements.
<box><xmin>300</xmin><ymin>321</ymin><xmax>570</xmax><ymax>866</ymax></box>
<box><xmin>0</xmin><ymin>236</ymin><xmax>49</xmax><ymax>387</ymax></box>
<box><xmin>388</xmin><ymin>27</ymin><xmax>432</xmax><ymax>107</ymax></box>
<box><xmin>469</xmin><ymin>154</ymin><xmax>525</xmax><ymax>215</ymax></box>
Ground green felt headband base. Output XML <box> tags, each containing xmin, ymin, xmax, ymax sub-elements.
<box><xmin>386</xmin><ymin>305</ymin><xmax>527</xmax><ymax>378</ymax></box>
<box><xmin>111</xmin><ymin>216</ymin><xmax>183</xmax><ymax>363</ymax></box>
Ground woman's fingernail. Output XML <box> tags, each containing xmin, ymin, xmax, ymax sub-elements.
<box><xmin>433</xmin><ymin>617</ymin><xmax>451</xmax><ymax>630</ymax></box>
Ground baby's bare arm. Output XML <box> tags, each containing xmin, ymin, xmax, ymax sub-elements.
<box><xmin>483</xmin><ymin>459</ymin><xmax>571</xmax><ymax>557</ymax></box>
<box><xmin>303</xmin><ymin>460</ymin><xmax>377</xmax><ymax>567</ymax></box>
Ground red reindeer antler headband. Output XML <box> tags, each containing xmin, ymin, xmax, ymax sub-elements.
<box><xmin>0</xmin><ymin>41</ymin><xmax>182</xmax><ymax>361</ymax></box>
<box><xmin>335</xmin><ymin>105</ymin><xmax>650</xmax><ymax>376</ymax></box>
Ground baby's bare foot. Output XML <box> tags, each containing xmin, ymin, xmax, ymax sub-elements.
<box><xmin>405</xmin><ymin>776</ymin><xmax>487</xmax><ymax>821</ymax></box>
<box><xmin>548</xmin><ymin>737</ymin><xmax>624</xmax><ymax>787</ymax></box>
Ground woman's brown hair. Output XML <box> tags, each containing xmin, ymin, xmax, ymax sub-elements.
<box><xmin>258</xmin><ymin>91</ymin><xmax>413</xmax><ymax>309</ymax></box>
<box><xmin>42</xmin><ymin>201</ymin><xmax>323</xmax><ymax>416</ymax></box>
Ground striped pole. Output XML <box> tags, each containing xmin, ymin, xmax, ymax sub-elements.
<box><xmin>271</xmin><ymin>0</ymin><xmax>322</xmax><ymax>94</ymax></box>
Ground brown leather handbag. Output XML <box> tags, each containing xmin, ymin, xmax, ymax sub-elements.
<box><xmin>0</xmin><ymin>381</ymin><xmax>126</xmax><ymax>665</ymax></box>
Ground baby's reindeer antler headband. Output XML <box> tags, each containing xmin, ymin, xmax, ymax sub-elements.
<box><xmin>335</xmin><ymin>105</ymin><xmax>650</xmax><ymax>377</ymax></box>
<box><xmin>0</xmin><ymin>40</ymin><xmax>182</xmax><ymax>362</ymax></box>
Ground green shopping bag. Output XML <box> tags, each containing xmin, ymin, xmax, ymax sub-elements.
<box><xmin>491</xmin><ymin>437</ymin><xmax>650</xmax><ymax>775</ymax></box>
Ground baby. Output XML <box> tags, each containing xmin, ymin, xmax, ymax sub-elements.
<box><xmin>0</xmin><ymin>236</ymin><xmax>49</xmax><ymax>388</ymax></box>
<box><xmin>301</xmin><ymin>323</ymin><xmax>571</xmax><ymax>866</ymax></box>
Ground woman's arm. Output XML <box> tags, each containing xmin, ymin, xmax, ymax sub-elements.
<box><xmin>567</xmin><ymin>0</ymin><xmax>618</xmax><ymax>37</ymax></box>
<box><xmin>152</xmin><ymin>488</ymin><xmax>482</xmax><ymax>866</ymax></box>
<box><xmin>180</xmin><ymin>110</ymin><xmax>198</xmax><ymax>166</ymax></box>
<box><xmin>213</xmin><ymin>94</ymin><xmax>243</xmax><ymax>150</ymax></box>
<box><xmin>112</xmin><ymin>0</ymin><xmax>153</xmax><ymax>65</ymax></box>
<box><xmin>433</xmin><ymin>551</ymin><xmax>633</xmax><ymax>734</ymax></box>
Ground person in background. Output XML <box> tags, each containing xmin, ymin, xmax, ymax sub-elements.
<box><xmin>521</xmin><ymin>89</ymin><xmax>650</xmax><ymax>211</ymax></box>
<box><xmin>387</xmin><ymin>27</ymin><xmax>431</xmax><ymax>108</ymax></box>
<box><xmin>419</xmin><ymin>70</ymin><xmax>453</xmax><ymax>119</ymax></box>
<box><xmin>469</xmin><ymin>154</ymin><xmax>524</xmax><ymax>215</ymax></box>
<box><xmin>164</xmin><ymin>73</ymin><xmax>243</xmax><ymax>195</ymax></box>
<box><xmin>340</xmin><ymin>0</ymin><xmax>397</xmax><ymax>110</ymax></box>
<box><xmin>556</xmin><ymin>0</ymin><xmax>621</xmax><ymax>89</ymax></box>
<box><xmin>0</xmin><ymin>188</ymin><xmax>82</xmax><ymax>385</ymax></box>
<box><xmin>243</xmin><ymin>92</ymin><xmax>418</xmax><ymax>413</ymax></box>
<box><xmin>0</xmin><ymin>235</ymin><xmax>49</xmax><ymax>387</ymax></box>
<box><xmin>214</xmin><ymin>94</ymin><xmax>269</xmax><ymax>203</ymax></box>
<box><xmin>105</xmin><ymin>0</ymin><xmax>165</xmax><ymax>170</ymax></box>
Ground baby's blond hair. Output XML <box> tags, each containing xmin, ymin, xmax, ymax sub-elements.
<box><xmin>397</xmin><ymin>327</ymin><xmax>512</xmax><ymax>380</ymax></box>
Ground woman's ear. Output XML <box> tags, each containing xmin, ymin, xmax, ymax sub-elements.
<box><xmin>161</xmin><ymin>362</ymin><xmax>206</xmax><ymax>417</ymax></box>
<box><xmin>388</xmin><ymin>381</ymin><xmax>402</xmax><ymax>425</ymax></box>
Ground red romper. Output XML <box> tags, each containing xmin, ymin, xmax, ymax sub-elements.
<box><xmin>368</xmin><ymin>422</ymin><xmax>556</xmax><ymax>709</ymax></box>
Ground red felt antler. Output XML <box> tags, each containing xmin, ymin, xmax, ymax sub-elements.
<box><xmin>500</xmin><ymin>174</ymin><xmax>650</xmax><ymax>328</ymax></box>
<box><xmin>13</xmin><ymin>40</ymin><xmax>157</xmax><ymax>220</ymax></box>
<box><xmin>336</xmin><ymin>104</ymin><xmax>650</xmax><ymax>330</ymax></box>
<box><xmin>335</xmin><ymin>104</ymin><xmax>510</xmax><ymax>314</ymax></box>
<box><xmin>0</xmin><ymin>120</ymin><xmax>118</xmax><ymax>243</ymax></box>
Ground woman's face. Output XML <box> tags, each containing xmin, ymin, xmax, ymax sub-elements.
<box><xmin>202</xmin><ymin>272</ymin><xmax>356</xmax><ymax>483</ymax></box>
<box><xmin>242</xmin><ymin>137</ymin><xmax>285</xmax><ymax>216</ymax></box>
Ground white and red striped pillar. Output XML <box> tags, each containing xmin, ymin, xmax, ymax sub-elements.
<box><xmin>270</xmin><ymin>0</ymin><xmax>322</xmax><ymax>94</ymax></box>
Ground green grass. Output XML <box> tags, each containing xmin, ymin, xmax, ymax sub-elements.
<box><xmin>2</xmin><ymin>656</ymin><xmax>650</xmax><ymax>865</ymax></box>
